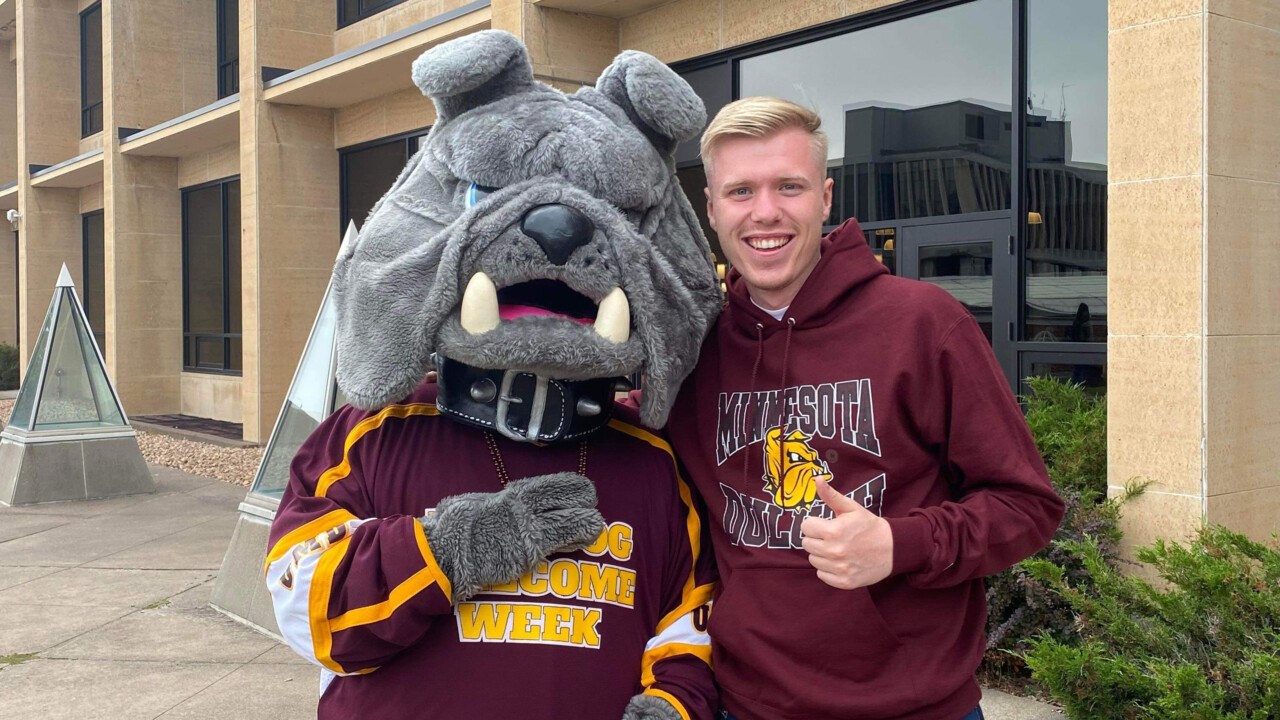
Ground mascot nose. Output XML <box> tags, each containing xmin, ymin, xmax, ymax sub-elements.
<box><xmin>521</xmin><ymin>204</ymin><xmax>594</xmax><ymax>266</ymax></box>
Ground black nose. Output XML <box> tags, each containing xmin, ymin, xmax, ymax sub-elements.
<box><xmin>520</xmin><ymin>204</ymin><xmax>594</xmax><ymax>266</ymax></box>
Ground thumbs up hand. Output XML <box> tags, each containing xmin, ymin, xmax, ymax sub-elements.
<box><xmin>799</xmin><ymin>479</ymin><xmax>894</xmax><ymax>590</ymax></box>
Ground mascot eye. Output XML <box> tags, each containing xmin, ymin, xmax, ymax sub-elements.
<box><xmin>466</xmin><ymin>182</ymin><xmax>501</xmax><ymax>208</ymax></box>
<box><xmin>788</xmin><ymin>451</ymin><xmax>803</xmax><ymax>463</ymax></box>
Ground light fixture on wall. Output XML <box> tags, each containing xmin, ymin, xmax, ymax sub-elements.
<box><xmin>5</xmin><ymin>209</ymin><xmax>18</xmax><ymax>230</ymax></box>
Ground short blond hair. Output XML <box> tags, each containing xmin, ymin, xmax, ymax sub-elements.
<box><xmin>700</xmin><ymin>96</ymin><xmax>828</xmax><ymax>176</ymax></box>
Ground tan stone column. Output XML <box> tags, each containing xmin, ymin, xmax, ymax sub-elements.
<box><xmin>1201</xmin><ymin>4</ymin><xmax>1280</xmax><ymax>538</ymax></box>
<box><xmin>100</xmin><ymin>0</ymin><xmax>184</xmax><ymax>414</ymax></box>
<box><xmin>239</xmin><ymin>0</ymin><xmax>339</xmax><ymax>443</ymax></box>
<box><xmin>14</xmin><ymin>0</ymin><xmax>82</xmax><ymax>366</ymax></box>
<box><xmin>1109</xmin><ymin>2</ymin><xmax>1280</xmax><ymax>552</ymax></box>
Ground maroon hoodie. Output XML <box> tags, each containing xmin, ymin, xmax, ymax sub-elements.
<box><xmin>668</xmin><ymin>219</ymin><xmax>1064</xmax><ymax>720</ymax></box>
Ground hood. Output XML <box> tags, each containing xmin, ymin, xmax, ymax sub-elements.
<box><xmin>724</xmin><ymin>218</ymin><xmax>888</xmax><ymax>337</ymax></box>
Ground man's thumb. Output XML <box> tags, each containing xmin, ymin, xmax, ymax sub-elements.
<box><xmin>815</xmin><ymin>479</ymin><xmax>860</xmax><ymax>516</ymax></box>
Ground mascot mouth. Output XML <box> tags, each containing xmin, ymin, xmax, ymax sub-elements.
<box><xmin>460</xmin><ymin>272</ymin><xmax>631</xmax><ymax>344</ymax></box>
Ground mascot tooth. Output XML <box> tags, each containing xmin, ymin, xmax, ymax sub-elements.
<box><xmin>460</xmin><ymin>272</ymin><xmax>500</xmax><ymax>335</ymax></box>
<box><xmin>266</xmin><ymin>29</ymin><xmax>723</xmax><ymax>720</ymax></box>
<box><xmin>594</xmin><ymin>287</ymin><xmax>631</xmax><ymax>343</ymax></box>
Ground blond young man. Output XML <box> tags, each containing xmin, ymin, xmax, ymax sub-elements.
<box><xmin>666</xmin><ymin>97</ymin><xmax>1064</xmax><ymax>720</ymax></box>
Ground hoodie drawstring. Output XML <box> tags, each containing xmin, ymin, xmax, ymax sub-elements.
<box><xmin>741</xmin><ymin>322</ymin><xmax>765</xmax><ymax>490</ymax></box>
<box><xmin>778</xmin><ymin>317</ymin><xmax>796</xmax><ymax>437</ymax></box>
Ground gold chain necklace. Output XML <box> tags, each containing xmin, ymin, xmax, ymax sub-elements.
<box><xmin>482</xmin><ymin>431</ymin><xmax>588</xmax><ymax>488</ymax></box>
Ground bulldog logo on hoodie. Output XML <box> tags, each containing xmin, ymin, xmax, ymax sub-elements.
<box><xmin>762</xmin><ymin>427</ymin><xmax>831</xmax><ymax>512</ymax></box>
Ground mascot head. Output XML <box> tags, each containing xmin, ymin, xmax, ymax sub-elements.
<box><xmin>333</xmin><ymin>30</ymin><xmax>721</xmax><ymax>441</ymax></box>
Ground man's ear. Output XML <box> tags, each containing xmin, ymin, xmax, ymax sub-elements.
<box><xmin>704</xmin><ymin>186</ymin><xmax>717</xmax><ymax>232</ymax></box>
<box><xmin>411</xmin><ymin>30</ymin><xmax>539</xmax><ymax>122</ymax></box>
<box><xmin>595</xmin><ymin>50</ymin><xmax>706</xmax><ymax>158</ymax></box>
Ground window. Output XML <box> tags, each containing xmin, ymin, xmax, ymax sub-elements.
<box><xmin>1023</xmin><ymin>0</ymin><xmax>1107</xmax><ymax>347</ymax></box>
<box><xmin>183</xmin><ymin>178</ymin><xmax>241</xmax><ymax>374</ymax></box>
<box><xmin>737</xmin><ymin>0</ymin><xmax>1013</xmax><ymax>226</ymax></box>
<box><xmin>217</xmin><ymin>0</ymin><xmax>239</xmax><ymax>98</ymax></box>
<box><xmin>82</xmin><ymin>211</ymin><xmax>106</xmax><ymax>354</ymax></box>
<box><xmin>338</xmin><ymin>0</ymin><xmax>410</xmax><ymax>29</ymax></box>
<box><xmin>674</xmin><ymin>0</ymin><xmax>1107</xmax><ymax>392</ymax></box>
<box><xmin>81</xmin><ymin>3</ymin><xmax>103</xmax><ymax>137</ymax></box>
<box><xmin>340</xmin><ymin>129</ymin><xmax>429</xmax><ymax>234</ymax></box>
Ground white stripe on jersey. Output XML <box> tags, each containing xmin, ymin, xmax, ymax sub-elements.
<box><xmin>645</xmin><ymin>601</ymin><xmax>712</xmax><ymax>651</ymax></box>
<box><xmin>266</xmin><ymin>517</ymin><xmax>374</xmax><ymax>673</ymax></box>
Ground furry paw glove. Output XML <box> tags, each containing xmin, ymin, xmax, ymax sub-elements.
<box><xmin>621</xmin><ymin>694</ymin><xmax>683</xmax><ymax>720</ymax></box>
<box><xmin>419</xmin><ymin>472</ymin><xmax>605</xmax><ymax>603</ymax></box>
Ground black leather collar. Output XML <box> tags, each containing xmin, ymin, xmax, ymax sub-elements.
<box><xmin>435</xmin><ymin>356</ymin><xmax>621</xmax><ymax>443</ymax></box>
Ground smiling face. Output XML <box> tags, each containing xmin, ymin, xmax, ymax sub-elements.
<box><xmin>704</xmin><ymin>128</ymin><xmax>833</xmax><ymax>311</ymax></box>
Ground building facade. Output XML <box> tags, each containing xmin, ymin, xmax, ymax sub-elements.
<box><xmin>1</xmin><ymin>0</ymin><xmax>1277</xmax><ymax>552</ymax></box>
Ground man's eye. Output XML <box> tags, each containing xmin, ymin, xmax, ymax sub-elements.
<box><xmin>466</xmin><ymin>182</ymin><xmax>500</xmax><ymax>208</ymax></box>
<box><xmin>730</xmin><ymin>188</ymin><xmax>751</xmax><ymax>197</ymax></box>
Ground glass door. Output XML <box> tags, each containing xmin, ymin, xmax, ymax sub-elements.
<box><xmin>900</xmin><ymin>218</ymin><xmax>1016</xmax><ymax>385</ymax></box>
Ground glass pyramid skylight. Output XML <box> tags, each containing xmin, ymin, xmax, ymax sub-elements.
<box><xmin>248</xmin><ymin>224</ymin><xmax>354</xmax><ymax>499</ymax></box>
<box><xmin>7</xmin><ymin>265</ymin><xmax>126</xmax><ymax>433</ymax></box>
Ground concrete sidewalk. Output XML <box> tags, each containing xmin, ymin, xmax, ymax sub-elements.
<box><xmin>0</xmin><ymin>465</ymin><xmax>1065</xmax><ymax>720</ymax></box>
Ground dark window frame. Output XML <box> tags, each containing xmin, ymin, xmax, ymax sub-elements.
<box><xmin>81</xmin><ymin>210</ymin><xmax>106</xmax><ymax>353</ymax></box>
<box><xmin>337</xmin><ymin>0</ymin><xmax>411</xmax><ymax>29</ymax></box>
<box><xmin>338</xmin><ymin>127</ymin><xmax>430</xmax><ymax>232</ymax></box>
<box><xmin>182</xmin><ymin>176</ymin><xmax>241</xmax><ymax>375</ymax></box>
<box><xmin>80</xmin><ymin>2</ymin><xmax>103</xmax><ymax>137</ymax></box>
<box><xmin>670</xmin><ymin>0</ymin><xmax>1106</xmax><ymax>389</ymax></box>
<box><xmin>216</xmin><ymin>0</ymin><xmax>239</xmax><ymax>98</ymax></box>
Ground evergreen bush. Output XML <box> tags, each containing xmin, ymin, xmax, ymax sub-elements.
<box><xmin>0</xmin><ymin>343</ymin><xmax>18</xmax><ymax>391</ymax></box>
<box><xmin>983</xmin><ymin>377</ymin><xmax>1129</xmax><ymax>684</ymax></box>
<box><xmin>1023</xmin><ymin>527</ymin><xmax>1280</xmax><ymax>719</ymax></box>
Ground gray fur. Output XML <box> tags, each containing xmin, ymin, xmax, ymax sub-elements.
<box><xmin>334</xmin><ymin>31</ymin><xmax>722</xmax><ymax>428</ymax></box>
<box><xmin>621</xmin><ymin>694</ymin><xmax>683</xmax><ymax>720</ymax></box>
<box><xmin>419</xmin><ymin>472</ymin><xmax>604</xmax><ymax>603</ymax></box>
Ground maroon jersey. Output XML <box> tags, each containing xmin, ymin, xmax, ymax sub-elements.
<box><xmin>267</xmin><ymin>382</ymin><xmax>716</xmax><ymax>720</ymax></box>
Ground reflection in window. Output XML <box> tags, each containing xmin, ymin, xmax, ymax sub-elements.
<box><xmin>863</xmin><ymin>227</ymin><xmax>897</xmax><ymax>276</ymax></box>
<box><xmin>739</xmin><ymin>0</ymin><xmax>1013</xmax><ymax>225</ymax></box>
<box><xmin>340</xmin><ymin>130</ymin><xmax>430</xmax><ymax>235</ymax></box>
<box><xmin>1023</xmin><ymin>358</ymin><xmax>1105</xmax><ymax>394</ymax></box>
<box><xmin>918</xmin><ymin>242</ymin><xmax>995</xmax><ymax>342</ymax></box>
<box><xmin>82</xmin><ymin>212</ymin><xmax>105</xmax><ymax>354</ymax></box>
<box><xmin>183</xmin><ymin>179</ymin><xmax>242</xmax><ymax>373</ymax></box>
<box><xmin>1024</xmin><ymin>0</ymin><xmax>1107</xmax><ymax>343</ymax></box>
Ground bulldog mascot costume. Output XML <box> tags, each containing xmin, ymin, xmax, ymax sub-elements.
<box><xmin>265</xmin><ymin>30</ymin><xmax>723</xmax><ymax>720</ymax></box>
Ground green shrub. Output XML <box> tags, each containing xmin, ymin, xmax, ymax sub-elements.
<box><xmin>1023</xmin><ymin>527</ymin><xmax>1280</xmax><ymax>719</ymax></box>
<box><xmin>0</xmin><ymin>343</ymin><xmax>18</xmax><ymax>391</ymax></box>
<box><xmin>983</xmin><ymin>377</ymin><xmax>1127</xmax><ymax>684</ymax></box>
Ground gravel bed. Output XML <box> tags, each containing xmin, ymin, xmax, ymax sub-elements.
<box><xmin>0</xmin><ymin>399</ymin><xmax>264</xmax><ymax>487</ymax></box>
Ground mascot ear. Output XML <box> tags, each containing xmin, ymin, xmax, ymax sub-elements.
<box><xmin>596</xmin><ymin>51</ymin><xmax>706</xmax><ymax>158</ymax></box>
<box><xmin>412</xmin><ymin>30</ymin><xmax>537</xmax><ymax>121</ymax></box>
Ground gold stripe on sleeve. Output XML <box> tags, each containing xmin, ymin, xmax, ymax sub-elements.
<box><xmin>263</xmin><ymin>508</ymin><xmax>358</xmax><ymax>574</ymax></box>
<box><xmin>309</xmin><ymin>536</ymin><xmax>354</xmax><ymax>674</ymax></box>
<box><xmin>327</xmin><ymin>522</ymin><xmax>453</xmax><ymax>632</ymax></box>
<box><xmin>608</xmin><ymin>420</ymin><xmax>707</xmax><ymax>633</ymax></box>
<box><xmin>316</xmin><ymin>404</ymin><xmax>440</xmax><ymax>497</ymax></box>
<box><xmin>642</xmin><ymin>689</ymin><xmax>691</xmax><ymax>720</ymax></box>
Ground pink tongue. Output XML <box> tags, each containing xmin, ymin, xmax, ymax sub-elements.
<box><xmin>499</xmin><ymin>304</ymin><xmax>593</xmax><ymax>325</ymax></box>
